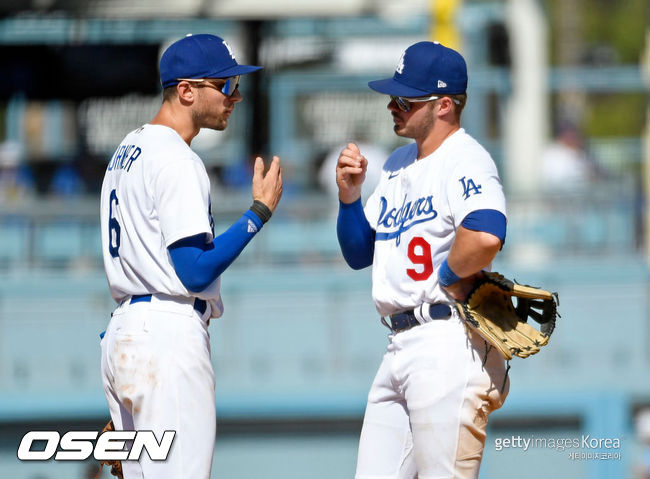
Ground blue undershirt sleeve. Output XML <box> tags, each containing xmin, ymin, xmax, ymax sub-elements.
<box><xmin>460</xmin><ymin>209</ymin><xmax>507</xmax><ymax>245</ymax></box>
<box><xmin>168</xmin><ymin>210</ymin><xmax>263</xmax><ymax>292</ymax></box>
<box><xmin>337</xmin><ymin>199</ymin><xmax>375</xmax><ymax>270</ymax></box>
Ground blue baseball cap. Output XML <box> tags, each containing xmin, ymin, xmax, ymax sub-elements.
<box><xmin>159</xmin><ymin>34</ymin><xmax>263</xmax><ymax>89</ymax></box>
<box><xmin>368</xmin><ymin>41</ymin><xmax>467</xmax><ymax>97</ymax></box>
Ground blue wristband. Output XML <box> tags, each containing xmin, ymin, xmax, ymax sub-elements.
<box><xmin>438</xmin><ymin>258</ymin><xmax>461</xmax><ymax>287</ymax></box>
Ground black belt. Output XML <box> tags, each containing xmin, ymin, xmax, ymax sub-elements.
<box><xmin>130</xmin><ymin>294</ymin><xmax>208</xmax><ymax>316</ymax></box>
<box><xmin>387</xmin><ymin>303</ymin><xmax>452</xmax><ymax>333</ymax></box>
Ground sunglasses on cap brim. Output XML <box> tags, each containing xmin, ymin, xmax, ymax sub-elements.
<box><xmin>390</xmin><ymin>94</ymin><xmax>461</xmax><ymax>112</ymax></box>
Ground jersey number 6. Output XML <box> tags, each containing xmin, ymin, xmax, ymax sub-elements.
<box><xmin>406</xmin><ymin>236</ymin><xmax>433</xmax><ymax>281</ymax></box>
<box><xmin>108</xmin><ymin>189</ymin><xmax>121</xmax><ymax>258</ymax></box>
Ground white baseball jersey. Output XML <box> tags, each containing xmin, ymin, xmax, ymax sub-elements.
<box><xmin>364</xmin><ymin>128</ymin><xmax>506</xmax><ymax>316</ymax></box>
<box><xmin>100</xmin><ymin>124</ymin><xmax>224</xmax><ymax>318</ymax></box>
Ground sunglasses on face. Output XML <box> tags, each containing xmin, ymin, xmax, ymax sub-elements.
<box><xmin>176</xmin><ymin>76</ymin><xmax>240</xmax><ymax>96</ymax></box>
<box><xmin>390</xmin><ymin>94</ymin><xmax>461</xmax><ymax>112</ymax></box>
<box><xmin>219</xmin><ymin>76</ymin><xmax>240</xmax><ymax>96</ymax></box>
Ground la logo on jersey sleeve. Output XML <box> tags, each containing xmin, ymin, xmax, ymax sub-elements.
<box><xmin>459</xmin><ymin>176</ymin><xmax>482</xmax><ymax>200</ymax></box>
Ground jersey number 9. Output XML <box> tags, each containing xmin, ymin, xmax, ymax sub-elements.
<box><xmin>406</xmin><ymin>236</ymin><xmax>433</xmax><ymax>281</ymax></box>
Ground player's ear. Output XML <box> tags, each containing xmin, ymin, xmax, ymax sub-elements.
<box><xmin>436</xmin><ymin>97</ymin><xmax>456</xmax><ymax>117</ymax></box>
<box><xmin>176</xmin><ymin>81</ymin><xmax>195</xmax><ymax>104</ymax></box>
<box><xmin>439</xmin><ymin>97</ymin><xmax>453</xmax><ymax>113</ymax></box>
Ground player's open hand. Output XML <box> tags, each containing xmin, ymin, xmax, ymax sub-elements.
<box><xmin>336</xmin><ymin>142</ymin><xmax>368</xmax><ymax>204</ymax></box>
<box><xmin>252</xmin><ymin>156</ymin><xmax>283</xmax><ymax>213</ymax></box>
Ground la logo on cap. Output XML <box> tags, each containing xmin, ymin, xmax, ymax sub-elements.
<box><xmin>396</xmin><ymin>51</ymin><xmax>405</xmax><ymax>74</ymax></box>
<box><xmin>223</xmin><ymin>40</ymin><xmax>236</xmax><ymax>60</ymax></box>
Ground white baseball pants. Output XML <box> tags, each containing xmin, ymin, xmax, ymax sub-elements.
<box><xmin>100</xmin><ymin>295</ymin><xmax>215</xmax><ymax>479</ymax></box>
<box><xmin>355</xmin><ymin>312</ymin><xmax>509</xmax><ymax>479</ymax></box>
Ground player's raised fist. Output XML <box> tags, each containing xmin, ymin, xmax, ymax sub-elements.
<box><xmin>336</xmin><ymin>142</ymin><xmax>368</xmax><ymax>204</ymax></box>
<box><xmin>347</xmin><ymin>142</ymin><xmax>360</xmax><ymax>155</ymax></box>
<box><xmin>252</xmin><ymin>156</ymin><xmax>283</xmax><ymax>213</ymax></box>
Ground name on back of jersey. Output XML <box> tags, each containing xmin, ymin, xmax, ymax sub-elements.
<box><xmin>107</xmin><ymin>144</ymin><xmax>142</xmax><ymax>173</ymax></box>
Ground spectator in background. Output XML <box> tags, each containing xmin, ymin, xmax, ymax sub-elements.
<box><xmin>49</xmin><ymin>162</ymin><xmax>85</xmax><ymax>197</ymax></box>
<box><xmin>540</xmin><ymin>122</ymin><xmax>599</xmax><ymax>191</ymax></box>
<box><xmin>0</xmin><ymin>141</ymin><xmax>35</xmax><ymax>203</ymax></box>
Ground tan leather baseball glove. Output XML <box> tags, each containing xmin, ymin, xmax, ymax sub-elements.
<box><xmin>455</xmin><ymin>272</ymin><xmax>559</xmax><ymax>360</ymax></box>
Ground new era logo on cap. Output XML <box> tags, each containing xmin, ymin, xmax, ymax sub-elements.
<box><xmin>368</xmin><ymin>41</ymin><xmax>467</xmax><ymax>98</ymax></box>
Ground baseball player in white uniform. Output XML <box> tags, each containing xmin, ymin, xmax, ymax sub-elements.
<box><xmin>336</xmin><ymin>41</ymin><xmax>509</xmax><ymax>479</ymax></box>
<box><xmin>99</xmin><ymin>34</ymin><xmax>282</xmax><ymax>479</ymax></box>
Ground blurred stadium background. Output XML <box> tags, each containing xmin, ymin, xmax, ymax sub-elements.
<box><xmin>0</xmin><ymin>0</ymin><xmax>648</xmax><ymax>477</ymax></box>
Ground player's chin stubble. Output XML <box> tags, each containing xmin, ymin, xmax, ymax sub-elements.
<box><xmin>394</xmin><ymin>111</ymin><xmax>435</xmax><ymax>139</ymax></box>
<box><xmin>192</xmin><ymin>109</ymin><xmax>228</xmax><ymax>131</ymax></box>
